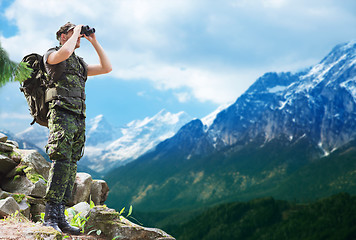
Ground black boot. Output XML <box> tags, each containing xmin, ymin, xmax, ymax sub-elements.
<box><xmin>43</xmin><ymin>202</ymin><xmax>62</xmax><ymax>233</ymax></box>
<box><xmin>57</xmin><ymin>203</ymin><xmax>81</xmax><ymax>235</ymax></box>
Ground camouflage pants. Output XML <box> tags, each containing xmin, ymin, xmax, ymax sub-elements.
<box><xmin>44</xmin><ymin>107</ymin><xmax>85</xmax><ymax>204</ymax></box>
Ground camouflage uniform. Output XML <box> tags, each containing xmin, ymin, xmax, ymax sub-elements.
<box><xmin>43</xmin><ymin>46</ymin><xmax>87</xmax><ymax>204</ymax></box>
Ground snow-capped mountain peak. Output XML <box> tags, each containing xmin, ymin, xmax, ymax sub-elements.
<box><xmin>82</xmin><ymin>109</ymin><xmax>192</xmax><ymax>173</ymax></box>
<box><xmin>154</xmin><ymin>40</ymin><xmax>356</xmax><ymax>159</ymax></box>
<box><xmin>86</xmin><ymin>114</ymin><xmax>119</xmax><ymax>146</ymax></box>
<box><xmin>201</xmin><ymin>103</ymin><xmax>232</xmax><ymax>130</ymax></box>
<box><xmin>15</xmin><ymin>125</ymin><xmax>49</xmax><ymax>149</ymax></box>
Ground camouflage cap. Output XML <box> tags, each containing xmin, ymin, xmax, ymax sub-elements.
<box><xmin>56</xmin><ymin>22</ymin><xmax>76</xmax><ymax>41</ymax></box>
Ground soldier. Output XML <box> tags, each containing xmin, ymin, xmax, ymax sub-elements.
<box><xmin>42</xmin><ymin>22</ymin><xmax>112</xmax><ymax>234</ymax></box>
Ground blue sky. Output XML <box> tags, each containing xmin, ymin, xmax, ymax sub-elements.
<box><xmin>1</xmin><ymin>0</ymin><xmax>355</xmax><ymax>133</ymax></box>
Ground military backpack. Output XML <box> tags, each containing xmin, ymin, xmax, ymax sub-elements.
<box><xmin>20</xmin><ymin>53</ymin><xmax>49</xmax><ymax>127</ymax></box>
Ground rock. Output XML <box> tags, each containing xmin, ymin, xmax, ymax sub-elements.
<box><xmin>0</xmin><ymin>142</ymin><xmax>14</xmax><ymax>152</ymax></box>
<box><xmin>0</xmin><ymin>154</ymin><xmax>17</xmax><ymax>176</ymax></box>
<box><xmin>9</xmin><ymin>151</ymin><xmax>22</xmax><ymax>164</ymax></box>
<box><xmin>4</xmin><ymin>135</ymin><xmax>176</xmax><ymax>239</ymax></box>
<box><xmin>0</xmin><ymin>133</ymin><xmax>7</xmax><ymax>143</ymax></box>
<box><xmin>18</xmin><ymin>198</ymin><xmax>31</xmax><ymax>219</ymax></box>
<box><xmin>5</xmin><ymin>165</ymin><xmax>22</xmax><ymax>179</ymax></box>
<box><xmin>27</xmin><ymin>197</ymin><xmax>46</xmax><ymax>222</ymax></box>
<box><xmin>66</xmin><ymin>201</ymin><xmax>91</xmax><ymax>222</ymax></box>
<box><xmin>90</xmin><ymin>179</ymin><xmax>109</xmax><ymax>206</ymax></box>
<box><xmin>6</xmin><ymin>140</ymin><xmax>19</xmax><ymax>148</ymax></box>
<box><xmin>1</xmin><ymin>176</ymin><xmax>33</xmax><ymax>196</ymax></box>
<box><xmin>23</xmin><ymin>225</ymin><xmax>62</xmax><ymax>240</ymax></box>
<box><xmin>17</xmin><ymin>149</ymin><xmax>50</xmax><ymax>180</ymax></box>
<box><xmin>1</xmin><ymin>176</ymin><xmax>46</xmax><ymax>198</ymax></box>
<box><xmin>0</xmin><ymin>189</ymin><xmax>10</xmax><ymax>200</ymax></box>
<box><xmin>0</xmin><ymin>197</ymin><xmax>20</xmax><ymax>218</ymax></box>
<box><xmin>30</xmin><ymin>179</ymin><xmax>47</xmax><ymax>198</ymax></box>
<box><xmin>86</xmin><ymin>206</ymin><xmax>175</xmax><ymax>240</ymax></box>
<box><xmin>0</xmin><ymin>214</ymin><xmax>63</xmax><ymax>239</ymax></box>
<box><xmin>69</xmin><ymin>172</ymin><xmax>92</xmax><ymax>205</ymax></box>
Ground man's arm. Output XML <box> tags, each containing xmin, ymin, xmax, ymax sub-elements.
<box><xmin>86</xmin><ymin>34</ymin><xmax>112</xmax><ymax>76</ymax></box>
<box><xmin>47</xmin><ymin>25</ymin><xmax>83</xmax><ymax>65</ymax></box>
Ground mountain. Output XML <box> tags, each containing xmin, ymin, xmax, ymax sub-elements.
<box><xmin>158</xmin><ymin>40</ymin><xmax>356</xmax><ymax>157</ymax></box>
<box><xmin>105</xmin><ymin>41</ymin><xmax>356</xmax><ymax>212</ymax></box>
<box><xmin>0</xmin><ymin>129</ymin><xmax>50</xmax><ymax>162</ymax></box>
<box><xmin>15</xmin><ymin>124</ymin><xmax>49</xmax><ymax>149</ymax></box>
<box><xmin>169</xmin><ymin>193</ymin><xmax>356</xmax><ymax>240</ymax></box>
<box><xmin>86</xmin><ymin>114</ymin><xmax>121</xmax><ymax>146</ymax></box>
<box><xmin>11</xmin><ymin>109</ymin><xmax>192</xmax><ymax>175</ymax></box>
<box><xmin>77</xmin><ymin>109</ymin><xmax>192</xmax><ymax>173</ymax></box>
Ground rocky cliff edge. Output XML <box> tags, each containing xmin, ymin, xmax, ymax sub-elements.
<box><xmin>0</xmin><ymin>132</ymin><xmax>175</xmax><ymax>240</ymax></box>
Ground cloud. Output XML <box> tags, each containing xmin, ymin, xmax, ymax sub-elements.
<box><xmin>174</xmin><ymin>92</ymin><xmax>191</xmax><ymax>103</ymax></box>
<box><xmin>1</xmin><ymin>0</ymin><xmax>355</xmax><ymax>105</ymax></box>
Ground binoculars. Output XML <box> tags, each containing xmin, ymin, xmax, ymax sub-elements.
<box><xmin>81</xmin><ymin>25</ymin><xmax>95</xmax><ymax>36</ymax></box>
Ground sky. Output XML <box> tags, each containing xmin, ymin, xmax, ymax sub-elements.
<box><xmin>0</xmin><ymin>0</ymin><xmax>355</xmax><ymax>133</ymax></box>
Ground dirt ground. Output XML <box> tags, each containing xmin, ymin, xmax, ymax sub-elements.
<box><xmin>0</xmin><ymin>218</ymin><xmax>106</xmax><ymax>240</ymax></box>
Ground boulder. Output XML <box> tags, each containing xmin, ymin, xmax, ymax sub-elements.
<box><xmin>66</xmin><ymin>201</ymin><xmax>91</xmax><ymax>222</ymax></box>
<box><xmin>69</xmin><ymin>172</ymin><xmax>92</xmax><ymax>205</ymax></box>
<box><xmin>4</xmin><ymin>135</ymin><xmax>182</xmax><ymax>240</ymax></box>
<box><xmin>0</xmin><ymin>133</ymin><xmax>7</xmax><ymax>143</ymax></box>
<box><xmin>18</xmin><ymin>198</ymin><xmax>31</xmax><ymax>219</ymax></box>
<box><xmin>0</xmin><ymin>197</ymin><xmax>20</xmax><ymax>218</ymax></box>
<box><xmin>90</xmin><ymin>179</ymin><xmax>109</xmax><ymax>206</ymax></box>
<box><xmin>5</xmin><ymin>165</ymin><xmax>23</xmax><ymax>179</ymax></box>
<box><xmin>0</xmin><ymin>142</ymin><xmax>14</xmax><ymax>152</ymax></box>
<box><xmin>31</xmin><ymin>179</ymin><xmax>47</xmax><ymax>198</ymax></box>
<box><xmin>27</xmin><ymin>197</ymin><xmax>46</xmax><ymax>222</ymax></box>
<box><xmin>86</xmin><ymin>206</ymin><xmax>175</xmax><ymax>240</ymax></box>
<box><xmin>9</xmin><ymin>151</ymin><xmax>22</xmax><ymax>164</ymax></box>
<box><xmin>17</xmin><ymin>149</ymin><xmax>51</xmax><ymax>180</ymax></box>
<box><xmin>0</xmin><ymin>189</ymin><xmax>10</xmax><ymax>200</ymax></box>
<box><xmin>0</xmin><ymin>154</ymin><xmax>17</xmax><ymax>176</ymax></box>
<box><xmin>6</xmin><ymin>140</ymin><xmax>19</xmax><ymax>148</ymax></box>
<box><xmin>1</xmin><ymin>176</ymin><xmax>47</xmax><ymax>198</ymax></box>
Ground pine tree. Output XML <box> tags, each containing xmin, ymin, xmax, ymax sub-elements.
<box><xmin>0</xmin><ymin>41</ymin><xmax>31</xmax><ymax>87</ymax></box>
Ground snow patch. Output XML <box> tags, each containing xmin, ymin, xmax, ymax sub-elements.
<box><xmin>267</xmin><ymin>85</ymin><xmax>287</xmax><ymax>93</ymax></box>
<box><xmin>340</xmin><ymin>77</ymin><xmax>356</xmax><ymax>101</ymax></box>
<box><xmin>318</xmin><ymin>142</ymin><xmax>330</xmax><ymax>157</ymax></box>
<box><xmin>202</xmin><ymin>102</ymin><xmax>232</xmax><ymax>129</ymax></box>
<box><xmin>87</xmin><ymin>114</ymin><xmax>104</xmax><ymax>135</ymax></box>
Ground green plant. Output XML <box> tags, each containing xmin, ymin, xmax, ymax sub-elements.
<box><xmin>13</xmin><ymin>175</ymin><xmax>20</xmax><ymax>181</ymax></box>
<box><xmin>1</xmin><ymin>211</ymin><xmax>18</xmax><ymax>222</ymax></box>
<box><xmin>15</xmin><ymin>165</ymin><xmax>27</xmax><ymax>174</ymax></box>
<box><xmin>39</xmin><ymin>212</ymin><xmax>45</xmax><ymax>223</ymax></box>
<box><xmin>119</xmin><ymin>205</ymin><xmax>133</xmax><ymax>218</ymax></box>
<box><xmin>1</xmin><ymin>210</ymin><xmax>28</xmax><ymax>224</ymax></box>
<box><xmin>12</xmin><ymin>194</ymin><xmax>26</xmax><ymax>203</ymax></box>
<box><xmin>66</xmin><ymin>208</ymin><xmax>88</xmax><ymax>233</ymax></box>
<box><xmin>63</xmin><ymin>198</ymin><xmax>97</xmax><ymax>234</ymax></box>
<box><xmin>23</xmin><ymin>166</ymin><xmax>47</xmax><ymax>184</ymax></box>
<box><xmin>117</xmin><ymin>205</ymin><xmax>142</xmax><ymax>226</ymax></box>
<box><xmin>88</xmin><ymin>229</ymin><xmax>102</xmax><ymax>236</ymax></box>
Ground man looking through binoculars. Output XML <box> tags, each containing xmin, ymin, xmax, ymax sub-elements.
<box><xmin>42</xmin><ymin>22</ymin><xmax>112</xmax><ymax>235</ymax></box>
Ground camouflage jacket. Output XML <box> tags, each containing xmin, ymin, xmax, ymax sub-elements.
<box><xmin>43</xmin><ymin>46</ymin><xmax>88</xmax><ymax>117</ymax></box>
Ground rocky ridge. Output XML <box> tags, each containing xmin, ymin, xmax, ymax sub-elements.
<box><xmin>0</xmin><ymin>132</ymin><xmax>175</xmax><ymax>240</ymax></box>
